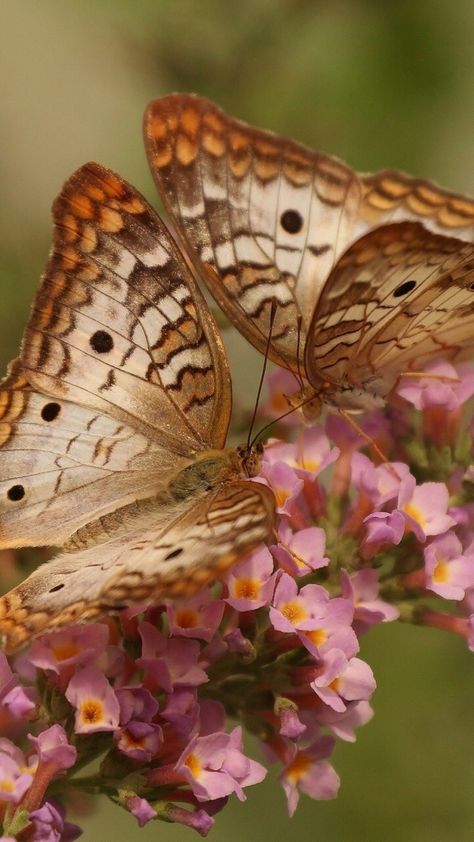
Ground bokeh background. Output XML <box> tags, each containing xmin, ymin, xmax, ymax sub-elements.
<box><xmin>1</xmin><ymin>2</ymin><xmax>474</xmax><ymax>840</ymax></box>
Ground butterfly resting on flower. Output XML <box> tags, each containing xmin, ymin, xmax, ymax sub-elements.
<box><xmin>0</xmin><ymin>163</ymin><xmax>275</xmax><ymax>652</ymax></box>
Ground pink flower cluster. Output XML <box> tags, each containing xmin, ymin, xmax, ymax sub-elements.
<box><xmin>2</xmin><ymin>358</ymin><xmax>474</xmax><ymax>837</ymax></box>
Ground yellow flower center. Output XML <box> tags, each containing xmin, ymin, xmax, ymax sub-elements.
<box><xmin>0</xmin><ymin>778</ymin><xmax>14</xmax><ymax>794</ymax></box>
<box><xmin>285</xmin><ymin>752</ymin><xmax>311</xmax><ymax>782</ymax></box>
<box><xmin>275</xmin><ymin>486</ymin><xmax>291</xmax><ymax>508</ymax></box>
<box><xmin>281</xmin><ymin>600</ymin><xmax>307</xmax><ymax>626</ymax></box>
<box><xmin>175</xmin><ymin>609</ymin><xmax>199</xmax><ymax>629</ymax></box>
<box><xmin>329</xmin><ymin>677</ymin><xmax>341</xmax><ymax>692</ymax></box>
<box><xmin>185</xmin><ymin>752</ymin><xmax>202</xmax><ymax>778</ymax></box>
<box><xmin>304</xmin><ymin>628</ymin><xmax>327</xmax><ymax>647</ymax></box>
<box><xmin>403</xmin><ymin>502</ymin><xmax>426</xmax><ymax>528</ymax></box>
<box><xmin>52</xmin><ymin>642</ymin><xmax>81</xmax><ymax>661</ymax></box>
<box><xmin>433</xmin><ymin>558</ymin><xmax>449</xmax><ymax>583</ymax></box>
<box><xmin>79</xmin><ymin>698</ymin><xmax>105</xmax><ymax>726</ymax></box>
<box><xmin>234</xmin><ymin>577</ymin><xmax>261</xmax><ymax>601</ymax></box>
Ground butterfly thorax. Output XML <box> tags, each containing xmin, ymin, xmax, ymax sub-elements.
<box><xmin>168</xmin><ymin>449</ymin><xmax>245</xmax><ymax>501</ymax></box>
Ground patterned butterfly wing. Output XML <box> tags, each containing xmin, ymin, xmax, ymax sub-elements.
<box><xmin>305</xmin><ymin>221</ymin><xmax>474</xmax><ymax>406</ymax></box>
<box><xmin>144</xmin><ymin>93</ymin><xmax>363</xmax><ymax>372</ymax></box>
<box><xmin>0</xmin><ymin>163</ymin><xmax>232</xmax><ymax>547</ymax></box>
<box><xmin>0</xmin><ymin>479</ymin><xmax>275</xmax><ymax>651</ymax></box>
<box><xmin>0</xmin><ymin>360</ymin><xmax>166</xmax><ymax>548</ymax></box>
<box><xmin>22</xmin><ymin>161</ymin><xmax>231</xmax><ymax>453</ymax></box>
<box><xmin>360</xmin><ymin>171</ymin><xmax>474</xmax><ymax>241</ymax></box>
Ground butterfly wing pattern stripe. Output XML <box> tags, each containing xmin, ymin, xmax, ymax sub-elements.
<box><xmin>144</xmin><ymin>94</ymin><xmax>474</xmax><ymax>387</ymax></box>
<box><xmin>0</xmin><ymin>162</ymin><xmax>275</xmax><ymax>650</ymax></box>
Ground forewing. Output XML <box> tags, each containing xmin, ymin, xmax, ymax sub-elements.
<box><xmin>0</xmin><ymin>479</ymin><xmax>275</xmax><ymax>651</ymax></box>
<box><xmin>144</xmin><ymin>93</ymin><xmax>362</xmax><ymax>371</ymax></box>
<box><xmin>360</xmin><ymin>170</ymin><xmax>474</xmax><ymax>241</ymax></box>
<box><xmin>21</xmin><ymin>162</ymin><xmax>231</xmax><ymax>453</ymax></box>
<box><xmin>0</xmin><ymin>360</ymin><xmax>170</xmax><ymax>548</ymax></box>
<box><xmin>305</xmin><ymin>222</ymin><xmax>474</xmax><ymax>396</ymax></box>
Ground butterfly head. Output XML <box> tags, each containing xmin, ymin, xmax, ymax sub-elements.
<box><xmin>237</xmin><ymin>441</ymin><xmax>264</xmax><ymax>478</ymax></box>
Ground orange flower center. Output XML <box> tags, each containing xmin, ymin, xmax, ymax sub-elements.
<box><xmin>403</xmin><ymin>502</ymin><xmax>426</xmax><ymax>528</ymax></box>
<box><xmin>285</xmin><ymin>752</ymin><xmax>311</xmax><ymax>782</ymax></box>
<box><xmin>433</xmin><ymin>558</ymin><xmax>449</xmax><ymax>583</ymax></box>
<box><xmin>185</xmin><ymin>752</ymin><xmax>202</xmax><ymax>778</ymax></box>
<box><xmin>234</xmin><ymin>577</ymin><xmax>261</xmax><ymax>600</ymax></box>
<box><xmin>80</xmin><ymin>698</ymin><xmax>105</xmax><ymax>725</ymax></box>
<box><xmin>304</xmin><ymin>628</ymin><xmax>327</xmax><ymax>647</ymax></box>
<box><xmin>281</xmin><ymin>600</ymin><xmax>307</xmax><ymax>625</ymax></box>
<box><xmin>175</xmin><ymin>609</ymin><xmax>199</xmax><ymax>628</ymax></box>
<box><xmin>52</xmin><ymin>642</ymin><xmax>80</xmax><ymax>661</ymax></box>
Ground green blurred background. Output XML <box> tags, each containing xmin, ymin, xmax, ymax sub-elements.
<box><xmin>1</xmin><ymin>1</ymin><xmax>474</xmax><ymax>839</ymax></box>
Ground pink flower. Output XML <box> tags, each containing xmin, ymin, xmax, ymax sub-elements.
<box><xmin>298</xmin><ymin>598</ymin><xmax>358</xmax><ymax>660</ymax></box>
<box><xmin>341</xmin><ymin>569</ymin><xmax>399</xmax><ymax>632</ymax></box>
<box><xmin>0</xmin><ymin>751</ymin><xmax>32</xmax><ymax>803</ymax></box>
<box><xmin>116</xmin><ymin>720</ymin><xmax>163</xmax><ymax>762</ymax></box>
<box><xmin>363</xmin><ymin>510</ymin><xmax>405</xmax><ymax>547</ymax></box>
<box><xmin>317</xmin><ymin>700</ymin><xmax>374</xmax><ymax>742</ymax></box>
<box><xmin>29</xmin><ymin>799</ymin><xmax>81</xmax><ymax>841</ymax></box>
<box><xmin>262</xmin><ymin>368</ymin><xmax>301</xmax><ymax>426</ymax></box>
<box><xmin>116</xmin><ymin>687</ymin><xmax>159</xmax><ymax>726</ymax></box>
<box><xmin>65</xmin><ymin>667</ymin><xmax>120</xmax><ymax>734</ymax></box>
<box><xmin>160</xmin><ymin>688</ymin><xmax>199</xmax><ymax>737</ymax></box>
<box><xmin>270</xmin><ymin>574</ymin><xmax>330</xmax><ymax>633</ymax></box>
<box><xmin>126</xmin><ymin>795</ymin><xmax>157</xmax><ymax>827</ymax></box>
<box><xmin>167</xmin><ymin>593</ymin><xmax>224</xmax><ymax>643</ymax></box>
<box><xmin>424</xmin><ymin>533</ymin><xmax>474</xmax><ymax>600</ymax></box>
<box><xmin>310</xmin><ymin>651</ymin><xmax>376</xmax><ymax>713</ymax></box>
<box><xmin>272</xmin><ymin>523</ymin><xmax>329</xmax><ymax>576</ymax></box>
<box><xmin>397</xmin><ymin>361</ymin><xmax>474</xmax><ymax>410</ymax></box>
<box><xmin>27</xmin><ymin>624</ymin><xmax>109</xmax><ymax>675</ymax></box>
<box><xmin>28</xmin><ymin>725</ymin><xmax>76</xmax><ymax>775</ymax></box>
<box><xmin>264</xmin><ymin>428</ymin><xmax>339</xmax><ymax>479</ymax></box>
<box><xmin>397</xmin><ymin>475</ymin><xmax>455</xmax><ymax>541</ymax></box>
<box><xmin>275</xmin><ymin>700</ymin><xmax>306</xmax><ymax>739</ymax></box>
<box><xmin>0</xmin><ymin>652</ymin><xmax>36</xmax><ymax>720</ymax></box>
<box><xmin>225</xmin><ymin>547</ymin><xmax>275</xmax><ymax>610</ymax></box>
<box><xmin>176</xmin><ymin>726</ymin><xmax>266</xmax><ymax>802</ymax></box>
<box><xmin>262</xmin><ymin>460</ymin><xmax>304</xmax><ymax>518</ymax></box>
<box><xmin>280</xmin><ymin>735</ymin><xmax>340</xmax><ymax>816</ymax></box>
<box><xmin>352</xmin><ymin>453</ymin><xmax>409</xmax><ymax>506</ymax></box>
<box><xmin>137</xmin><ymin>624</ymin><xmax>208</xmax><ymax>691</ymax></box>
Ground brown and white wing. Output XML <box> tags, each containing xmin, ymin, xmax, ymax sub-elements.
<box><xmin>21</xmin><ymin>162</ymin><xmax>231</xmax><ymax>455</ymax></box>
<box><xmin>360</xmin><ymin>170</ymin><xmax>474</xmax><ymax>241</ymax></box>
<box><xmin>0</xmin><ymin>479</ymin><xmax>275</xmax><ymax>651</ymax></box>
<box><xmin>305</xmin><ymin>222</ymin><xmax>474</xmax><ymax>398</ymax></box>
<box><xmin>144</xmin><ymin>93</ymin><xmax>363</xmax><ymax>371</ymax></box>
<box><xmin>0</xmin><ymin>360</ymin><xmax>165</xmax><ymax>548</ymax></box>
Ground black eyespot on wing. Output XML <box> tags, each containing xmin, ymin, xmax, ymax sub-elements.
<box><xmin>7</xmin><ymin>485</ymin><xmax>25</xmax><ymax>502</ymax></box>
<box><xmin>393</xmin><ymin>280</ymin><xmax>416</xmax><ymax>297</ymax></box>
<box><xmin>49</xmin><ymin>583</ymin><xmax>65</xmax><ymax>593</ymax></box>
<box><xmin>41</xmin><ymin>402</ymin><xmax>61</xmax><ymax>422</ymax></box>
<box><xmin>280</xmin><ymin>209</ymin><xmax>303</xmax><ymax>234</ymax></box>
<box><xmin>90</xmin><ymin>330</ymin><xmax>114</xmax><ymax>354</ymax></box>
<box><xmin>164</xmin><ymin>547</ymin><xmax>184</xmax><ymax>561</ymax></box>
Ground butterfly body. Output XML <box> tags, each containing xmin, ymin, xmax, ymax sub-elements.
<box><xmin>0</xmin><ymin>163</ymin><xmax>275</xmax><ymax>651</ymax></box>
<box><xmin>145</xmin><ymin>94</ymin><xmax>474</xmax><ymax>415</ymax></box>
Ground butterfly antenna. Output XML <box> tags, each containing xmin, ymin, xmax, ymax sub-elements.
<box><xmin>249</xmin><ymin>391</ymin><xmax>317</xmax><ymax>450</ymax></box>
<box><xmin>295</xmin><ymin>314</ymin><xmax>305</xmax><ymax>390</ymax></box>
<box><xmin>247</xmin><ymin>299</ymin><xmax>277</xmax><ymax>449</ymax></box>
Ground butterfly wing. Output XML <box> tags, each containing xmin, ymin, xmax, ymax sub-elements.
<box><xmin>0</xmin><ymin>479</ymin><xmax>275</xmax><ymax>651</ymax></box>
<box><xmin>144</xmin><ymin>93</ymin><xmax>362</xmax><ymax>372</ymax></box>
<box><xmin>360</xmin><ymin>170</ymin><xmax>474</xmax><ymax>240</ymax></box>
<box><xmin>0</xmin><ymin>163</ymin><xmax>232</xmax><ymax>547</ymax></box>
<box><xmin>305</xmin><ymin>221</ymin><xmax>474</xmax><ymax>403</ymax></box>
<box><xmin>144</xmin><ymin>94</ymin><xmax>474</xmax><ymax>382</ymax></box>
